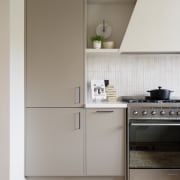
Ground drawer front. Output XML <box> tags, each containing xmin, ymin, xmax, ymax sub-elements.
<box><xmin>130</xmin><ymin>169</ymin><xmax>180</xmax><ymax>180</ymax></box>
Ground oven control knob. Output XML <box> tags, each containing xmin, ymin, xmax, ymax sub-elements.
<box><xmin>142</xmin><ymin>111</ymin><xmax>148</xmax><ymax>115</ymax></box>
<box><xmin>169</xmin><ymin>111</ymin><xmax>175</xmax><ymax>115</ymax></box>
<box><xmin>151</xmin><ymin>111</ymin><xmax>156</xmax><ymax>115</ymax></box>
<box><xmin>177</xmin><ymin>111</ymin><xmax>180</xmax><ymax>116</ymax></box>
<box><xmin>133</xmin><ymin>111</ymin><xmax>138</xmax><ymax>115</ymax></box>
<box><xmin>160</xmin><ymin>111</ymin><xmax>166</xmax><ymax>115</ymax></box>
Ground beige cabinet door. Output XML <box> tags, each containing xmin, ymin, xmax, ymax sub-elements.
<box><xmin>25</xmin><ymin>108</ymin><xmax>84</xmax><ymax>176</ymax></box>
<box><xmin>86</xmin><ymin>109</ymin><xmax>125</xmax><ymax>176</ymax></box>
<box><xmin>26</xmin><ymin>0</ymin><xmax>84</xmax><ymax>107</ymax></box>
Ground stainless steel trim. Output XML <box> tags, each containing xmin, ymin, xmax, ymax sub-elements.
<box><xmin>96</xmin><ymin>110</ymin><xmax>114</xmax><ymax>113</ymax></box>
<box><xmin>168</xmin><ymin>173</ymin><xmax>178</xmax><ymax>176</ymax></box>
<box><xmin>126</xmin><ymin>109</ymin><xmax>129</xmax><ymax>180</ymax></box>
<box><xmin>131</xmin><ymin>122</ymin><xmax>180</xmax><ymax>126</ymax></box>
<box><xmin>129</xmin><ymin>169</ymin><xmax>180</xmax><ymax>180</ymax></box>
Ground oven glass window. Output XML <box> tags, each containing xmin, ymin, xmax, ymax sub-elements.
<box><xmin>129</xmin><ymin>120</ymin><xmax>180</xmax><ymax>169</ymax></box>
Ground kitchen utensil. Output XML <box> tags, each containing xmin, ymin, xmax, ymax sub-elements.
<box><xmin>147</xmin><ymin>86</ymin><xmax>174</xmax><ymax>100</ymax></box>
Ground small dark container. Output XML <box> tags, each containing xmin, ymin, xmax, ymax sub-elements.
<box><xmin>147</xmin><ymin>86</ymin><xmax>174</xmax><ymax>100</ymax></box>
<box><xmin>104</xmin><ymin>80</ymin><xmax>109</xmax><ymax>87</ymax></box>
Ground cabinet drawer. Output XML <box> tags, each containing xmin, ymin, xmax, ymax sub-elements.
<box><xmin>130</xmin><ymin>169</ymin><xmax>180</xmax><ymax>180</ymax></box>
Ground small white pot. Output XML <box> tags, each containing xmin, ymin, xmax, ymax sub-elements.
<box><xmin>93</xmin><ymin>40</ymin><xmax>102</xmax><ymax>49</ymax></box>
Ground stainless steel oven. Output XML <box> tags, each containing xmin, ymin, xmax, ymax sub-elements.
<box><xmin>127</xmin><ymin>103</ymin><xmax>180</xmax><ymax>180</ymax></box>
<box><xmin>130</xmin><ymin>119</ymin><xmax>180</xmax><ymax>169</ymax></box>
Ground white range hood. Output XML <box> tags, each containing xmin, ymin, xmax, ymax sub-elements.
<box><xmin>120</xmin><ymin>0</ymin><xmax>180</xmax><ymax>53</ymax></box>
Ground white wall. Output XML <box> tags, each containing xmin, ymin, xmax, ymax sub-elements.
<box><xmin>10</xmin><ymin>0</ymin><xmax>25</xmax><ymax>180</ymax></box>
<box><xmin>87</xmin><ymin>54</ymin><xmax>180</xmax><ymax>102</ymax></box>
<box><xmin>0</xmin><ymin>0</ymin><xmax>10</xmax><ymax>179</ymax></box>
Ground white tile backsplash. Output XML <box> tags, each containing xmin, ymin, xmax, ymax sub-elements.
<box><xmin>86</xmin><ymin>53</ymin><xmax>180</xmax><ymax>102</ymax></box>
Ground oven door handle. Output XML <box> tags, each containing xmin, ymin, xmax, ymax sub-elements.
<box><xmin>130</xmin><ymin>122</ymin><xmax>180</xmax><ymax>126</ymax></box>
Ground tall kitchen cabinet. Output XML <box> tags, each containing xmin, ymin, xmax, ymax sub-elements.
<box><xmin>25</xmin><ymin>0</ymin><xmax>85</xmax><ymax>177</ymax></box>
<box><xmin>26</xmin><ymin>0</ymin><xmax>84</xmax><ymax>107</ymax></box>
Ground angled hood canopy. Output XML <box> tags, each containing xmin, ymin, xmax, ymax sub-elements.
<box><xmin>120</xmin><ymin>0</ymin><xmax>180</xmax><ymax>54</ymax></box>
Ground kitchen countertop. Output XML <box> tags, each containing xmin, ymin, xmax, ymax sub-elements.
<box><xmin>85</xmin><ymin>101</ymin><xmax>127</xmax><ymax>108</ymax></box>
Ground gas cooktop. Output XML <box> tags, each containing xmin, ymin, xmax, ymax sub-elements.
<box><xmin>123</xmin><ymin>96</ymin><xmax>180</xmax><ymax>118</ymax></box>
<box><xmin>122</xmin><ymin>96</ymin><xmax>180</xmax><ymax>103</ymax></box>
<box><xmin>124</xmin><ymin>99</ymin><xmax>180</xmax><ymax>103</ymax></box>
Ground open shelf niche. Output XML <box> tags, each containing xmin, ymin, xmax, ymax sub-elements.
<box><xmin>86</xmin><ymin>0</ymin><xmax>136</xmax><ymax>53</ymax></box>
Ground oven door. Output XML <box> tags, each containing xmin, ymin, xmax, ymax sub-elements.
<box><xmin>129</xmin><ymin>120</ymin><xmax>180</xmax><ymax>169</ymax></box>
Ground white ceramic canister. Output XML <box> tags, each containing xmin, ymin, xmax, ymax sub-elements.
<box><xmin>93</xmin><ymin>40</ymin><xmax>102</xmax><ymax>49</ymax></box>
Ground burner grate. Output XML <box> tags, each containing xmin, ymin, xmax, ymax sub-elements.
<box><xmin>122</xmin><ymin>96</ymin><xmax>180</xmax><ymax>103</ymax></box>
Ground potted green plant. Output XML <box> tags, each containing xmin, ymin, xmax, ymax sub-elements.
<box><xmin>91</xmin><ymin>35</ymin><xmax>105</xmax><ymax>49</ymax></box>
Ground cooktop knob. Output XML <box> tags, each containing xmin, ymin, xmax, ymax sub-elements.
<box><xmin>160</xmin><ymin>111</ymin><xmax>166</xmax><ymax>115</ymax></box>
<box><xmin>133</xmin><ymin>111</ymin><xmax>138</xmax><ymax>115</ymax></box>
<box><xmin>151</xmin><ymin>111</ymin><xmax>156</xmax><ymax>115</ymax></box>
<box><xmin>177</xmin><ymin>111</ymin><xmax>180</xmax><ymax>116</ymax></box>
<box><xmin>142</xmin><ymin>111</ymin><xmax>148</xmax><ymax>115</ymax></box>
<box><xmin>169</xmin><ymin>111</ymin><xmax>175</xmax><ymax>115</ymax></box>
